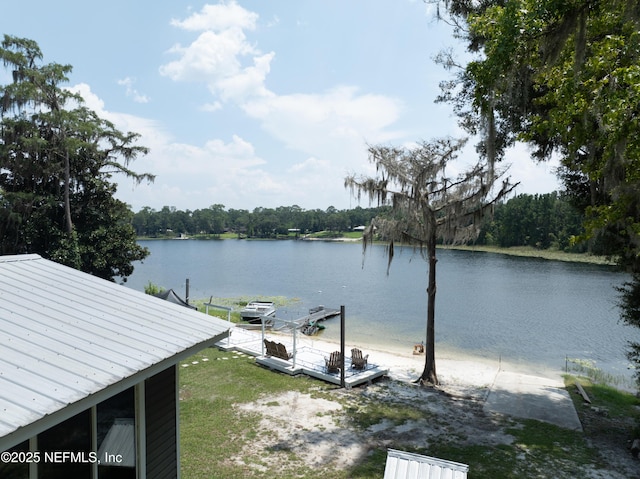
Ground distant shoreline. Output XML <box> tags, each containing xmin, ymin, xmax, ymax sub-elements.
<box><xmin>442</xmin><ymin>244</ymin><xmax>616</xmax><ymax>266</ymax></box>
<box><xmin>138</xmin><ymin>235</ymin><xmax>616</xmax><ymax>266</ymax></box>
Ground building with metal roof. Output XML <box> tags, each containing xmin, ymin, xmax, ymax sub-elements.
<box><xmin>0</xmin><ymin>254</ymin><xmax>231</xmax><ymax>478</ymax></box>
<box><xmin>384</xmin><ymin>449</ymin><xmax>469</xmax><ymax>479</ymax></box>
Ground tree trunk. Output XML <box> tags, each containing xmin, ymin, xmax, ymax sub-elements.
<box><xmin>419</xmin><ymin>222</ymin><xmax>438</xmax><ymax>385</ymax></box>
<box><xmin>63</xmin><ymin>148</ymin><xmax>73</xmax><ymax>234</ymax></box>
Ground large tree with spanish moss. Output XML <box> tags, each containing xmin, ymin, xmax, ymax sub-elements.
<box><xmin>345</xmin><ymin>137</ymin><xmax>517</xmax><ymax>385</ymax></box>
<box><xmin>0</xmin><ymin>35</ymin><xmax>154</xmax><ymax>280</ymax></box>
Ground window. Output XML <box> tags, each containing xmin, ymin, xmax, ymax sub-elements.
<box><xmin>0</xmin><ymin>440</ymin><xmax>29</xmax><ymax>479</ymax></box>
<box><xmin>96</xmin><ymin>388</ymin><xmax>136</xmax><ymax>479</ymax></box>
<box><xmin>38</xmin><ymin>410</ymin><xmax>91</xmax><ymax>479</ymax></box>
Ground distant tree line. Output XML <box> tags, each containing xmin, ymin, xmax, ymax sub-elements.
<box><xmin>133</xmin><ymin>192</ymin><xmax>587</xmax><ymax>251</ymax></box>
<box><xmin>477</xmin><ymin>192</ymin><xmax>587</xmax><ymax>252</ymax></box>
<box><xmin>132</xmin><ymin>204</ymin><xmax>388</xmax><ymax>238</ymax></box>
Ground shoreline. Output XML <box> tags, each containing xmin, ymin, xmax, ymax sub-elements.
<box><xmin>442</xmin><ymin>244</ymin><xmax>616</xmax><ymax>266</ymax></box>
<box><xmin>138</xmin><ymin>236</ymin><xmax>615</xmax><ymax>266</ymax></box>
<box><xmin>262</xmin><ymin>322</ymin><xmax>640</xmax><ymax>393</ymax></box>
<box><xmin>267</xmin><ymin>328</ymin><xmax>563</xmax><ymax>390</ymax></box>
<box><xmin>253</xmin><ymin>328</ymin><xmax>588</xmax><ymax>432</ymax></box>
<box><xmin>304</xmin><ymin>322</ymin><xmax>571</xmax><ymax>377</ymax></box>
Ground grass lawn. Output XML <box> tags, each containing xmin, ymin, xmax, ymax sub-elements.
<box><xmin>179</xmin><ymin>347</ymin><xmax>640</xmax><ymax>478</ymax></box>
<box><xmin>179</xmin><ymin>348</ymin><xmax>337</xmax><ymax>479</ymax></box>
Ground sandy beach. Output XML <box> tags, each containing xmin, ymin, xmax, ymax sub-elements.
<box><xmin>295</xmin><ymin>332</ymin><xmax>501</xmax><ymax>387</ymax></box>
<box><xmin>227</xmin><ymin>326</ymin><xmax>582</xmax><ymax>429</ymax></box>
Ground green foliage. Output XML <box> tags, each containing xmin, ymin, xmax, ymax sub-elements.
<box><xmin>135</xmin><ymin>194</ymin><xmax>588</xmax><ymax>255</ymax></box>
<box><xmin>438</xmin><ymin>0</ymin><xmax>640</xmax><ymax>372</ymax></box>
<box><xmin>133</xmin><ymin>204</ymin><xmax>387</xmax><ymax>238</ymax></box>
<box><xmin>477</xmin><ymin>192</ymin><xmax>586</xmax><ymax>251</ymax></box>
<box><xmin>144</xmin><ymin>281</ymin><xmax>164</xmax><ymax>296</ymax></box>
<box><xmin>615</xmin><ymin>274</ymin><xmax>640</xmax><ymax>383</ymax></box>
<box><xmin>0</xmin><ymin>36</ymin><xmax>153</xmax><ymax>280</ymax></box>
<box><xmin>566</xmin><ymin>357</ymin><xmax>635</xmax><ymax>389</ymax></box>
<box><xmin>438</xmin><ymin>0</ymin><xmax>640</xmax><ymax>260</ymax></box>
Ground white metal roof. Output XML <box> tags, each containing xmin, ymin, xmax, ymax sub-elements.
<box><xmin>384</xmin><ymin>449</ymin><xmax>469</xmax><ymax>479</ymax></box>
<box><xmin>0</xmin><ymin>254</ymin><xmax>231</xmax><ymax>449</ymax></box>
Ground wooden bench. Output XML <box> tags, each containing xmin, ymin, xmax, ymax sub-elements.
<box><xmin>263</xmin><ymin>339</ymin><xmax>292</xmax><ymax>361</ymax></box>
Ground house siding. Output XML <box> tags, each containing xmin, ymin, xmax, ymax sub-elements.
<box><xmin>145</xmin><ymin>366</ymin><xmax>178</xmax><ymax>479</ymax></box>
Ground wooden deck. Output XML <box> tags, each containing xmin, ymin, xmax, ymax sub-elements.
<box><xmin>295</xmin><ymin>306</ymin><xmax>339</xmax><ymax>324</ymax></box>
<box><xmin>216</xmin><ymin>327</ymin><xmax>388</xmax><ymax>387</ymax></box>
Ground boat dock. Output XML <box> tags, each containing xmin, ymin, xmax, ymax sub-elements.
<box><xmin>292</xmin><ymin>306</ymin><xmax>340</xmax><ymax>335</ymax></box>
<box><xmin>305</xmin><ymin>306</ymin><xmax>341</xmax><ymax>322</ymax></box>
<box><xmin>216</xmin><ymin>327</ymin><xmax>388</xmax><ymax>388</ymax></box>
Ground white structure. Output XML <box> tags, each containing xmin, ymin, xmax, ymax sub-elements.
<box><xmin>0</xmin><ymin>254</ymin><xmax>231</xmax><ymax>478</ymax></box>
<box><xmin>384</xmin><ymin>449</ymin><xmax>469</xmax><ymax>479</ymax></box>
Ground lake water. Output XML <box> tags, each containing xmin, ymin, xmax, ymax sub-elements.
<box><xmin>122</xmin><ymin>239</ymin><xmax>638</xmax><ymax>379</ymax></box>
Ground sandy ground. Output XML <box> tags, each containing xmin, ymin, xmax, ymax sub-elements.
<box><xmin>222</xmin><ymin>335</ymin><xmax>640</xmax><ymax>478</ymax></box>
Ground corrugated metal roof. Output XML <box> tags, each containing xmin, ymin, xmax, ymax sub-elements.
<box><xmin>0</xmin><ymin>254</ymin><xmax>231</xmax><ymax>448</ymax></box>
<box><xmin>384</xmin><ymin>449</ymin><xmax>469</xmax><ymax>479</ymax></box>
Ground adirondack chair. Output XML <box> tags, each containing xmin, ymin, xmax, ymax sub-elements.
<box><xmin>351</xmin><ymin>348</ymin><xmax>368</xmax><ymax>370</ymax></box>
<box><xmin>325</xmin><ymin>351</ymin><xmax>342</xmax><ymax>373</ymax></box>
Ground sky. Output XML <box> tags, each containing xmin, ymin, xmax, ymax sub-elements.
<box><xmin>1</xmin><ymin>0</ymin><xmax>561</xmax><ymax>213</ymax></box>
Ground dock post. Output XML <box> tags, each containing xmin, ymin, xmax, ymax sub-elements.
<box><xmin>293</xmin><ymin>326</ymin><xmax>297</xmax><ymax>368</ymax></box>
<box><xmin>340</xmin><ymin>305</ymin><xmax>345</xmax><ymax>388</ymax></box>
<box><xmin>261</xmin><ymin>317</ymin><xmax>266</xmax><ymax>356</ymax></box>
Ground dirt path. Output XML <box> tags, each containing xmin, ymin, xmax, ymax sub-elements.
<box><xmin>230</xmin><ymin>374</ymin><xmax>637</xmax><ymax>478</ymax></box>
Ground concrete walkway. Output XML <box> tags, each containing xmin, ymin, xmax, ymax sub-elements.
<box><xmin>484</xmin><ymin>369</ymin><xmax>583</xmax><ymax>431</ymax></box>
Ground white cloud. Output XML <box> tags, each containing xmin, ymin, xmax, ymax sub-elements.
<box><xmin>170</xmin><ymin>1</ymin><xmax>258</xmax><ymax>32</ymax></box>
<box><xmin>154</xmin><ymin>2</ymin><xmax>409</xmax><ymax>209</ymax></box>
<box><xmin>161</xmin><ymin>4</ymin><xmax>404</xmax><ymax>159</ymax></box>
<box><xmin>288</xmin><ymin>156</ymin><xmax>330</xmax><ymax>174</ymax></box>
<box><xmin>266</xmin><ymin>14</ymin><xmax>280</xmax><ymax>28</ymax></box>
<box><xmin>160</xmin><ymin>2</ymin><xmax>272</xmax><ymax>105</ymax></box>
<box><xmin>243</xmin><ymin>86</ymin><xmax>403</xmax><ymax>170</ymax></box>
<box><xmin>68</xmin><ymin>83</ymin><xmax>288</xmax><ymax>210</ymax></box>
<box><xmin>68</xmin><ymin>81</ymin><xmax>385</xmax><ymax>210</ymax></box>
<box><xmin>200</xmin><ymin>101</ymin><xmax>223</xmax><ymax>112</ymax></box>
<box><xmin>505</xmin><ymin>143</ymin><xmax>562</xmax><ymax>194</ymax></box>
<box><xmin>125</xmin><ymin>132</ymin><xmax>281</xmax><ymax>210</ymax></box>
<box><xmin>160</xmin><ymin>29</ymin><xmax>253</xmax><ymax>83</ymax></box>
<box><xmin>238</xmin><ymin>86</ymin><xmax>404</xmax><ymax>210</ymax></box>
<box><xmin>71</xmin><ymin>84</ymin><xmax>166</xmax><ymax>148</ymax></box>
<box><xmin>215</xmin><ymin>51</ymin><xmax>274</xmax><ymax>101</ymax></box>
<box><xmin>69</xmin><ymin>83</ymin><xmax>105</xmax><ymax>111</ymax></box>
<box><xmin>117</xmin><ymin>77</ymin><xmax>150</xmax><ymax>104</ymax></box>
